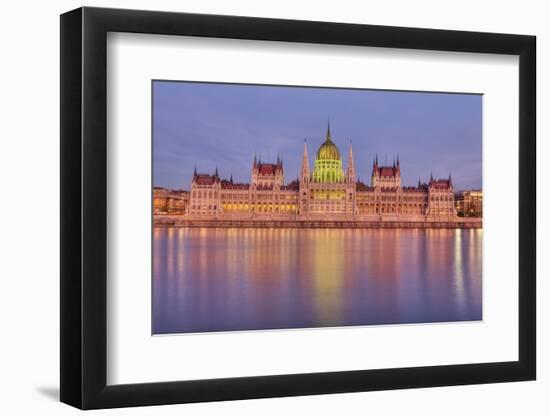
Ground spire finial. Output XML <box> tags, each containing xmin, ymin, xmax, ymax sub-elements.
<box><xmin>326</xmin><ymin>119</ymin><xmax>332</xmax><ymax>142</ymax></box>
<box><xmin>193</xmin><ymin>165</ymin><xmax>197</xmax><ymax>177</ymax></box>
<box><xmin>215</xmin><ymin>166</ymin><xmax>219</xmax><ymax>177</ymax></box>
<box><xmin>397</xmin><ymin>153</ymin><xmax>400</xmax><ymax>166</ymax></box>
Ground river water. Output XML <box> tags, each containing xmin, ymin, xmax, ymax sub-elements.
<box><xmin>153</xmin><ymin>227</ymin><xmax>482</xmax><ymax>334</ymax></box>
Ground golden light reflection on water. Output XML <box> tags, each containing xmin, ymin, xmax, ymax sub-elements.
<box><xmin>454</xmin><ymin>229</ymin><xmax>466</xmax><ymax>314</ymax></box>
<box><xmin>152</xmin><ymin>227</ymin><xmax>483</xmax><ymax>334</ymax></box>
<box><xmin>311</xmin><ymin>230</ymin><xmax>345</xmax><ymax>326</ymax></box>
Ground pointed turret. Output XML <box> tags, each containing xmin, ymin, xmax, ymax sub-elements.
<box><xmin>214</xmin><ymin>166</ymin><xmax>219</xmax><ymax>178</ymax></box>
<box><xmin>347</xmin><ymin>140</ymin><xmax>355</xmax><ymax>184</ymax></box>
<box><xmin>253</xmin><ymin>154</ymin><xmax>257</xmax><ymax>168</ymax></box>
<box><xmin>277</xmin><ymin>153</ymin><xmax>283</xmax><ymax>169</ymax></box>
<box><xmin>193</xmin><ymin>165</ymin><xmax>197</xmax><ymax>178</ymax></box>
<box><xmin>230</xmin><ymin>173</ymin><xmax>233</xmax><ymax>184</ymax></box>
<box><xmin>372</xmin><ymin>154</ymin><xmax>379</xmax><ymax>174</ymax></box>
<box><xmin>326</xmin><ymin>120</ymin><xmax>332</xmax><ymax>142</ymax></box>
<box><xmin>300</xmin><ymin>138</ymin><xmax>310</xmax><ymax>184</ymax></box>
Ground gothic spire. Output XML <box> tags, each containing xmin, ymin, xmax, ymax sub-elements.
<box><xmin>300</xmin><ymin>138</ymin><xmax>310</xmax><ymax>183</ymax></box>
<box><xmin>347</xmin><ymin>140</ymin><xmax>355</xmax><ymax>184</ymax></box>
<box><xmin>326</xmin><ymin>119</ymin><xmax>332</xmax><ymax>142</ymax></box>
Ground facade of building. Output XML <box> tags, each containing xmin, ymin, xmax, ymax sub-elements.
<box><xmin>455</xmin><ymin>190</ymin><xmax>483</xmax><ymax>217</ymax></box>
<box><xmin>185</xmin><ymin>123</ymin><xmax>458</xmax><ymax>220</ymax></box>
<box><xmin>153</xmin><ymin>187</ymin><xmax>189</xmax><ymax>215</ymax></box>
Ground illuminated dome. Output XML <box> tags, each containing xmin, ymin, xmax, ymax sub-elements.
<box><xmin>316</xmin><ymin>124</ymin><xmax>341</xmax><ymax>160</ymax></box>
<box><xmin>312</xmin><ymin>122</ymin><xmax>345</xmax><ymax>183</ymax></box>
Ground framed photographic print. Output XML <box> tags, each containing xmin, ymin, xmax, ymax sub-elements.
<box><xmin>60</xmin><ymin>7</ymin><xmax>536</xmax><ymax>409</ymax></box>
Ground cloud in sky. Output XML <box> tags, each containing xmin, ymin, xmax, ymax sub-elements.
<box><xmin>153</xmin><ymin>81</ymin><xmax>482</xmax><ymax>190</ymax></box>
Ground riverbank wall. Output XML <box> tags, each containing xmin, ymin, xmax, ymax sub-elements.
<box><xmin>154</xmin><ymin>216</ymin><xmax>482</xmax><ymax>229</ymax></box>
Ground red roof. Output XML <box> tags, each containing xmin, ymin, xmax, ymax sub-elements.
<box><xmin>402</xmin><ymin>186</ymin><xmax>426</xmax><ymax>192</ymax></box>
<box><xmin>194</xmin><ymin>174</ymin><xmax>216</xmax><ymax>185</ymax></box>
<box><xmin>281</xmin><ymin>180</ymin><xmax>299</xmax><ymax>191</ymax></box>
<box><xmin>258</xmin><ymin>163</ymin><xmax>279</xmax><ymax>175</ymax></box>
<box><xmin>221</xmin><ymin>182</ymin><xmax>249</xmax><ymax>190</ymax></box>
<box><xmin>431</xmin><ymin>180</ymin><xmax>451</xmax><ymax>189</ymax></box>
<box><xmin>356</xmin><ymin>181</ymin><xmax>374</xmax><ymax>192</ymax></box>
<box><xmin>373</xmin><ymin>166</ymin><xmax>398</xmax><ymax>177</ymax></box>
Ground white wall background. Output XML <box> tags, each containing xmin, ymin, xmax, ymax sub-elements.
<box><xmin>0</xmin><ymin>0</ymin><xmax>545</xmax><ymax>415</ymax></box>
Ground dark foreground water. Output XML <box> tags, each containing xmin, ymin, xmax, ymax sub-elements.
<box><xmin>153</xmin><ymin>228</ymin><xmax>482</xmax><ymax>334</ymax></box>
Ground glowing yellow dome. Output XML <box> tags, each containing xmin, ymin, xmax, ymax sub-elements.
<box><xmin>316</xmin><ymin>124</ymin><xmax>341</xmax><ymax>161</ymax></box>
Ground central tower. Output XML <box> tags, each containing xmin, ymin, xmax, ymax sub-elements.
<box><xmin>312</xmin><ymin>122</ymin><xmax>345</xmax><ymax>183</ymax></box>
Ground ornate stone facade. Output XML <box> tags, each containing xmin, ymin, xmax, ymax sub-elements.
<box><xmin>185</xmin><ymin>123</ymin><xmax>458</xmax><ymax>220</ymax></box>
<box><xmin>153</xmin><ymin>187</ymin><xmax>189</xmax><ymax>215</ymax></box>
<box><xmin>455</xmin><ymin>190</ymin><xmax>483</xmax><ymax>217</ymax></box>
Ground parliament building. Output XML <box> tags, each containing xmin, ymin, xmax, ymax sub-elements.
<box><xmin>185</xmin><ymin>123</ymin><xmax>457</xmax><ymax>221</ymax></box>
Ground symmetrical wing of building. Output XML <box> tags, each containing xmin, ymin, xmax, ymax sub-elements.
<box><xmin>155</xmin><ymin>123</ymin><xmax>471</xmax><ymax>221</ymax></box>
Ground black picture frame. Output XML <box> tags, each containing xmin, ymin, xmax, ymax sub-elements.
<box><xmin>60</xmin><ymin>6</ymin><xmax>536</xmax><ymax>410</ymax></box>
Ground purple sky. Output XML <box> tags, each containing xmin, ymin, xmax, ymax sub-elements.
<box><xmin>153</xmin><ymin>81</ymin><xmax>482</xmax><ymax>190</ymax></box>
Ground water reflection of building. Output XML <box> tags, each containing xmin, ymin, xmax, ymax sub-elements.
<box><xmin>454</xmin><ymin>190</ymin><xmax>483</xmax><ymax>217</ymax></box>
<box><xmin>178</xmin><ymin>123</ymin><xmax>463</xmax><ymax>220</ymax></box>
